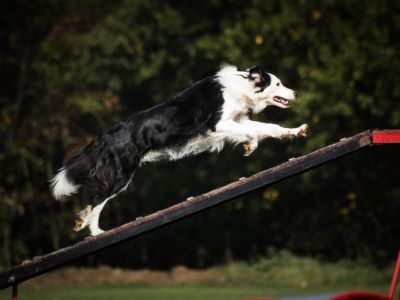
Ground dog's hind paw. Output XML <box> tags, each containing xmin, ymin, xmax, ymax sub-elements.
<box><xmin>74</xmin><ymin>218</ymin><xmax>85</xmax><ymax>232</ymax></box>
<box><xmin>74</xmin><ymin>205</ymin><xmax>92</xmax><ymax>232</ymax></box>
<box><xmin>90</xmin><ymin>227</ymin><xmax>105</xmax><ymax>236</ymax></box>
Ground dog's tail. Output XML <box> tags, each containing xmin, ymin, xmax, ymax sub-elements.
<box><xmin>50</xmin><ymin>151</ymin><xmax>92</xmax><ymax>200</ymax></box>
<box><xmin>50</xmin><ymin>168</ymin><xmax>80</xmax><ymax>200</ymax></box>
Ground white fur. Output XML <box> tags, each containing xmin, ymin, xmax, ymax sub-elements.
<box><xmin>50</xmin><ymin>169</ymin><xmax>80</xmax><ymax>200</ymax></box>
<box><xmin>88</xmin><ymin>197</ymin><xmax>113</xmax><ymax>236</ymax></box>
<box><xmin>212</xmin><ymin>66</ymin><xmax>306</xmax><ymax>156</ymax></box>
<box><xmin>75</xmin><ymin>205</ymin><xmax>93</xmax><ymax>230</ymax></box>
<box><xmin>76</xmin><ymin>195</ymin><xmax>115</xmax><ymax>236</ymax></box>
<box><xmin>141</xmin><ymin>134</ymin><xmax>225</xmax><ymax>163</ymax></box>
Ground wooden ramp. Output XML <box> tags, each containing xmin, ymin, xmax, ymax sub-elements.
<box><xmin>1</xmin><ymin>129</ymin><xmax>399</xmax><ymax>293</ymax></box>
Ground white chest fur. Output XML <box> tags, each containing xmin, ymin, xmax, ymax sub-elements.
<box><xmin>141</xmin><ymin>132</ymin><xmax>226</xmax><ymax>164</ymax></box>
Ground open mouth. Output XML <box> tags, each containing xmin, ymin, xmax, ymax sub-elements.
<box><xmin>273</xmin><ymin>96</ymin><xmax>290</xmax><ymax>106</ymax></box>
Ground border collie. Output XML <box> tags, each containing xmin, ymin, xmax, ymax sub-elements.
<box><xmin>51</xmin><ymin>65</ymin><xmax>308</xmax><ymax>236</ymax></box>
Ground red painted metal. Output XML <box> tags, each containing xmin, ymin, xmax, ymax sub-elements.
<box><xmin>388</xmin><ymin>250</ymin><xmax>400</xmax><ymax>300</ymax></box>
<box><xmin>11</xmin><ymin>284</ymin><xmax>17</xmax><ymax>300</ymax></box>
<box><xmin>372</xmin><ymin>130</ymin><xmax>400</xmax><ymax>144</ymax></box>
<box><xmin>330</xmin><ymin>291</ymin><xmax>389</xmax><ymax>300</ymax></box>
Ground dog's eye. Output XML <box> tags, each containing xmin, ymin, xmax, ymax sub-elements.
<box><xmin>276</xmin><ymin>82</ymin><xmax>280</xmax><ymax>86</ymax></box>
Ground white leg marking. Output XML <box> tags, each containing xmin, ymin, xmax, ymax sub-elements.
<box><xmin>215</xmin><ymin>120</ymin><xmax>257</xmax><ymax>144</ymax></box>
<box><xmin>239</xmin><ymin>120</ymin><xmax>308</xmax><ymax>139</ymax></box>
<box><xmin>215</xmin><ymin>120</ymin><xmax>259</xmax><ymax>155</ymax></box>
<box><xmin>88</xmin><ymin>196</ymin><xmax>115</xmax><ymax>236</ymax></box>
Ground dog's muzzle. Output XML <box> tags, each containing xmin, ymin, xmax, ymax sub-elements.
<box><xmin>273</xmin><ymin>96</ymin><xmax>292</xmax><ymax>106</ymax></box>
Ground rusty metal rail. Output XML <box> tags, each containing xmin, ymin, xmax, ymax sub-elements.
<box><xmin>0</xmin><ymin>130</ymin><xmax>380</xmax><ymax>290</ymax></box>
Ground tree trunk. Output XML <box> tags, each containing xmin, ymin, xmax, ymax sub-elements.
<box><xmin>2</xmin><ymin>222</ymin><xmax>12</xmax><ymax>267</ymax></box>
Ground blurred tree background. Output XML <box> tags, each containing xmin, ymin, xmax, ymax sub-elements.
<box><xmin>0</xmin><ymin>0</ymin><xmax>399</xmax><ymax>270</ymax></box>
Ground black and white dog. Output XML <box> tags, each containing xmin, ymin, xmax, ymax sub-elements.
<box><xmin>51</xmin><ymin>65</ymin><xmax>308</xmax><ymax>236</ymax></box>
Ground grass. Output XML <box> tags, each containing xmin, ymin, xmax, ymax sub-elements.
<box><xmin>0</xmin><ymin>285</ymin><xmax>389</xmax><ymax>300</ymax></box>
<box><xmin>0</xmin><ymin>250</ymin><xmax>393</xmax><ymax>300</ymax></box>
<box><xmin>215</xmin><ymin>250</ymin><xmax>393</xmax><ymax>288</ymax></box>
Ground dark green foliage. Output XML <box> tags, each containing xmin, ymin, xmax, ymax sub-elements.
<box><xmin>0</xmin><ymin>0</ymin><xmax>399</xmax><ymax>269</ymax></box>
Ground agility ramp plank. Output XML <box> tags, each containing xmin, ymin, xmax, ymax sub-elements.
<box><xmin>0</xmin><ymin>130</ymin><xmax>376</xmax><ymax>289</ymax></box>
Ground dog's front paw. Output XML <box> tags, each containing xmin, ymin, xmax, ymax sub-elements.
<box><xmin>296</xmin><ymin>124</ymin><xmax>308</xmax><ymax>137</ymax></box>
<box><xmin>243</xmin><ymin>139</ymin><xmax>258</xmax><ymax>156</ymax></box>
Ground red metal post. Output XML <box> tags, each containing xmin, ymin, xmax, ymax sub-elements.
<box><xmin>11</xmin><ymin>284</ymin><xmax>17</xmax><ymax>300</ymax></box>
<box><xmin>372</xmin><ymin>130</ymin><xmax>400</xmax><ymax>144</ymax></box>
<box><xmin>388</xmin><ymin>250</ymin><xmax>400</xmax><ymax>300</ymax></box>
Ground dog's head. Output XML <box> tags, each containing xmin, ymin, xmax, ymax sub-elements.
<box><xmin>217</xmin><ymin>65</ymin><xmax>297</xmax><ymax>113</ymax></box>
<box><xmin>246</xmin><ymin>66</ymin><xmax>296</xmax><ymax>112</ymax></box>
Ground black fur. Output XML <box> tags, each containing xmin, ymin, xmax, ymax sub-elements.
<box><xmin>63</xmin><ymin>75</ymin><xmax>224</xmax><ymax>206</ymax></box>
<box><xmin>248</xmin><ymin>66</ymin><xmax>271</xmax><ymax>93</ymax></box>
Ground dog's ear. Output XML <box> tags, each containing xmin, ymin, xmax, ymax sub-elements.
<box><xmin>248</xmin><ymin>66</ymin><xmax>263</xmax><ymax>80</ymax></box>
<box><xmin>248</xmin><ymin>66</ymin><xmax>271</xmax><ymax>88</ymax></box>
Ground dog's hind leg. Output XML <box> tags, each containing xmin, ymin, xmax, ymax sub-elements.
<box><xmin>86</xmin><ymin>172</ymin><xmax>135</xmax><ymax>236</ymax></box>
<box><xmin>87</xmin><ymin>194</ymin><xmax>116</xmax><ymax>236</ymax></box>
<box><xmin>81</xmin><ymin>151</ymin><xmax>139</xmax><ymax>236</ymax></box>
<box><xmin>73</xmin><ymin>195</ymin><xmax>115</xmax><ymax>236</ymax></box>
